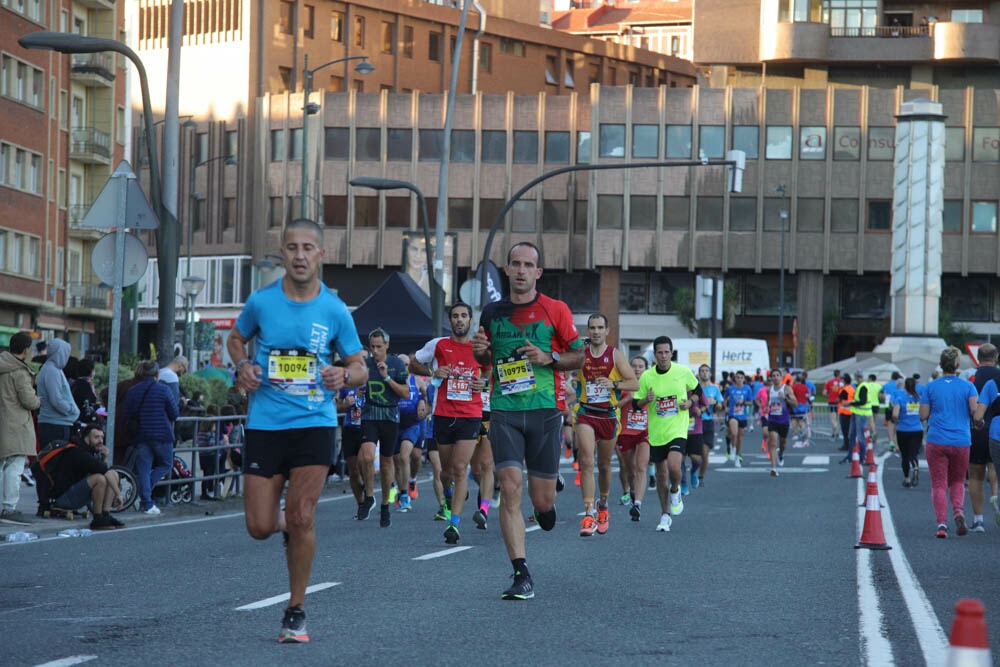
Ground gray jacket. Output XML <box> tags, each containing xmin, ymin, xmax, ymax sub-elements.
<box><xmin>37</xmin><ymin>339</ymin><xmax>80</xmax><ymax>426</ymax></box>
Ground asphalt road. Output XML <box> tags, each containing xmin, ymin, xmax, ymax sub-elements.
<box><xmin>3</xmin><ymin>426</ymin><xmax>998</xmax><ymax>667</ymax></box>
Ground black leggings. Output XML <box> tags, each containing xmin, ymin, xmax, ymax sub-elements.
<box><xmin>839</xmin><ymin>414</ymin><xmax>852</xmax><ymax>451</ymax></box>
<box><xmin>897</xmin><ymin>430</ymin><xmax>923</xmax><ymax>477</ymax></box>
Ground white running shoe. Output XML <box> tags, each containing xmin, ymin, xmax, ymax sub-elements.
<box><xmin>656</xmin><ymin>514</ymin><xmax>672</xmax><ymax>532</ymax></box>
<box><xmin>734</xmin><ymin>456</ymin><xmax>742</xmax><ymax>469</ymax></box>
<box><xmin>669</xmin><ymin>494</ymin><xmax>684</xmax><ymax>516</ymax></box>
<box><xmin>143</xmin><ymin>505</ymin><xmax>161</xmax><ymax>515</ymax></box>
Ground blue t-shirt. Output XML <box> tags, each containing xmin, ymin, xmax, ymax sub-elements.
<box><xmin>893</xmin><ymin>386</ymin><xmax>923</xmax><ymax>433</ymax></box>
<box><xmin>362</xmin><ymin>355</ymin><xmax>409</xmax><ymax>423</ymax></box>
<box><xmin>235</xmin><ymin>281</ymin><xmax>363</xmax><ymax>430</ymax></box>
<box><xmin>340</xmin><ymin>387</ymin><xmax>363</xmax><ymax>427</ymax></box>
<box><xmin>726</xmin><ymin>385</ymin><xmax>754</xmax><ymax>421</ymax></box>
<box><xmin>702</xmin><ymin>383</ymin><xmax>723</xmax><ymax>421</ymax></box>
<box><xmin>977</xmin><ymin>380</ymin><xmax>1000</xmax><ymax>442</ymax></box>
<box><xmin>921</xmin><ymin>376</ymin><xmax>977</xmax><ymax>447</ymax></box>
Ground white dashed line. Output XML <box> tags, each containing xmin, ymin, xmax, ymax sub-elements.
<box><xmin>235</xmin><ymin>582</ymin><xmax>341</xmax><ymax>610</ymax></box>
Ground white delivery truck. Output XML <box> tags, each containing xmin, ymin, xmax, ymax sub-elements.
<box><xmin>642</xmin><ymin>338</ymin><xmax>771</xmax><ymax>381</ymax></box>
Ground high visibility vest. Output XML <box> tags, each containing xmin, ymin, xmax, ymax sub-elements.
<box><xmin>838</xmin><ymin>385</ymin><xmax>855</xmax><ymax>416</ymax></box>
<box><xmin>864</xmin><ymin>382</ymin><xmax>882</xmax><ymax>411</ymax></box>
<box><xmin>851</xmin><ymin>383</ymin><xmax>874</xmax><ymax>416</ymax></box>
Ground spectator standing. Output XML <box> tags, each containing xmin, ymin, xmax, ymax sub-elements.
<box><xmin>122</xmin><ymin>360</ymin><xmax>179</xmax><ymax>515</ymax></box>
<box><xmin>158</xmin><ymin>355</ymin><xmax>188</xmax><ymax>409</ymax></box>
<box><xmin>919</xmin><ymin>346</ymin><xmax>978</xmax><ymax>538</ymax></box>
<box><xmin>102</xmin><ymin>364</ymin><xmax>144</xmax><ymax>467</ymax></box>
<box><xmin>30</xmin><ymin>340</ymin><xmax>47</xmax><ymax>365</ymax></box>
<box><xmin>36</xmin><ymin>339</ymin><xmax>80</xmax><ymax>447</ymax></box>
<box><xmin>71</xmin><ymin>358</ymin><xmax>100</xmax><ymax>423</ymax></box>
<box><xmin>0</xmin><ymin>332</ymin><xmax>42</xmax><ymax>525</ymax></box>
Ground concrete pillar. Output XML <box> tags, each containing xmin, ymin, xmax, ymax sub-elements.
<box><xmin>598</xmin><ymin>267</ymin><xmax>621</xmax><ymax>346</ymax></box>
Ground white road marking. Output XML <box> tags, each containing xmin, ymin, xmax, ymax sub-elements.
<box><xmin>412</xmin><ymin>546</ymin><xmax>473</xmax><ymax>560</ymax></box>
<box><xmin>33</xmin><ymin>656</ymin><xmax>98</xmax><ymax>667</ymax></box>
<box><xmin>716</xmin><ymin>467</ymin><xmax>826</xmax><ymax>474</ymax></box>
<box><xmin>235</xmin><ymin>582</ymin><xmax>340</xmax><ymax>610</ymax></box>
<box><xmin>856</xmin><ymin>479</ymin><xmax>895</xmax><ymax>665</ymax></box>
<box><xmin>802</xmin><ymin>455</ymin><xmax>830</xmax><ymax>465</ymax></box>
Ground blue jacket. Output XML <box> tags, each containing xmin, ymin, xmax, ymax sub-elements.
<box><xmin>37</xmin><ymin>339</ymin><xmax>80</xmax><ymax>426</ymax></box>
<box><xmin>123</xmin><ymin>377</ymin><xmax>179</xmax><ymax>443</ymax></box>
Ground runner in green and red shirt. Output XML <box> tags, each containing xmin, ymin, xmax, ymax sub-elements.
<box><xmin>472</xmin><ymin>241</ymin><xmax>583</xmax><ymax>601</ymax></box>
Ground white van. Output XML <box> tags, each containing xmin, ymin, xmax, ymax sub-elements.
<box><xmin>642</xmin><ymin>338</ymin><xmax>770</xmax><ymax>381</ymax></box>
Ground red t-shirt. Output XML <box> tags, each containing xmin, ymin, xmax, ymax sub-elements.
<box><xmin>791</xmin><ymin>382</ymin><xmax>809</xmax><ymax>407</ymax></box>
<box><xmin>425</xmin><ymin>337</ymin><xmax>484</xmax><ymax>419</ymax></box>
<box><xmin>824</xmin><ymin>377</ymin><xmax>844</xmax><ymax>404</ymax></box>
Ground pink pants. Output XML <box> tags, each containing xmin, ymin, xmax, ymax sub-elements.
<box><xmin>924</xmin><ymin>442</ymin><xmax>969</xmax><ymax>525</ymax></box>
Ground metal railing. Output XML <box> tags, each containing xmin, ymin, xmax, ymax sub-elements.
<box><xmin>830</xmin><ymin>25</ymin><xmax>929</xmax><ymax>38</ymax></box>
<box><xmin>66</xmin><ymin>282</ymin><xmax>111</xmax><ymax>309</ymax></box>
<box><xmin>70</xmin><ymin>127</ymin><xmax>112</xmax><ymax>159</ymax></box>
<box><xmin>71</xmin><ymin>52</ymin><xmax>115</xmax><ymax>81</ymax></box>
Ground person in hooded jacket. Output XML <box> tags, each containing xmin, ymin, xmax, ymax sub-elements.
<box><xmin>0</xmin><ymin>332</ymin><xmax>42</xmax><ymax>525</ymax></box>
<box><xmin>36</xmin><ymin>339</ymin><xmax>80</xmax><ymax>447</ymax></box>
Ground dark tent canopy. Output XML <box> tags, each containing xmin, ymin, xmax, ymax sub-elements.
<box><xmin>350</xmin><ymin>272</ymin><xmax>450</xmax><ymax>354</ymax></box>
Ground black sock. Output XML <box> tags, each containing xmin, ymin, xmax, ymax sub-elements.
<box><xmin>535</xmin><ymin>507</ymin><xmax>557</xmax><ymax>531</ymax></box>
<box><xmin>512</xmin><ymin>558</ymin><xmax>529</xmax><ymax>577</ymax></box>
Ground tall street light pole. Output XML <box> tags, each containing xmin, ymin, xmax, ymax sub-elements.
<box><xmin>776</xmin><ymin>184</ymin><xmax>788</xmax><ymax>368</ymax></box>
<box><xmin>301</xmin><ymin>54</ymin><xmax>373</xmax><ymax>219</ymax></box>
<box><xmin>348</xmin><ymin>177</ymin><xmax>443</xmax><ymax>337</ymax></box>
<box><xmin>18</xmin><ymin>31</ymin><xmax>176</xmax><ymax>363</ymax></box>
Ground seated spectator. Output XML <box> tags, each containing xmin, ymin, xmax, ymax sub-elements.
<box><xmin>32</xmin><ymin>424</ymin><xmax>125</xmax><ymax>530</ymax></box>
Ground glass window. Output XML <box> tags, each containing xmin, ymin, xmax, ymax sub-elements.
<box><xmin>732</xmin><ymin>126</ymin><xmax>758</xmax><ymax>159</ymax></box>
<box><xmin>666</xmin><ymin>125</ymin><xmax>691</xmax><ymax>159</ymax></box>
<box><xmin>745</xmin><ymin>275</ymin><xmax>797</xmax><ymax>317</ymax></box>
<box><xmin>511</xmin><ymin>199</ymin><xmax>535</xmax><ymax>231</ymax></box>
<box><xmin>841</xmin><ymin>277</ymin><xmax>888</xmax><ymax>319</ymax></box>
<box><xmin>330</xmin><ymin>11</ymin><xmax>343</xmax><ymax>41</ymax></box>
<box><xmin>945</xmin><ymin>127</ymin><xmax>965</xmax><ymax>162</ymax></box>
<box><xmin>447</xmin><ymin>198</ymin><xmax>473</xmax><ymax>230</ymax></box>
<box><xmin>831</xmin><ymin>198</ymin><xmax>858</xmax><ymax>233</ymax></box>
<box><xmin>225</xmin><ymin>130</ymin><xmax>238</xmax><ymax>158</ymax></box>
<box><xmin>630</xmin><ymin>195</ymin><xmax>657</xmax><ymax>230</ymax></box>
<box><xmin>633</xmin><ymin>125</ymin><xmax>659</xmax><ymax>159</ymax></box>
<box><xmin>354</xmin><ymin>16</ymin><xmax>365</xmax><ymax>48</ymax></box>
<box><xmin>542</xmin><ymin>199</ymin><xmax>568</xmax><ymax>231</ymax></box>
<box><xmin>288</xmin><ymin>128</ymin><xmax>303</xmax><ymax>160</ymax></box>
<box><xmin>279</xmin><ymin>1</ymin><xmax>294</xmax><ymax>34</ymax></box>
<box><xmin>597</xmin><ymin>195</ymin><xmax>623</xmax><ymax>229</ymax></box>
<box><xmin>972</xmin><ymin>128</ymin><xmax>1000</xmax><ymax>162</ymax></box>
<box><xmin>834</xmin><ymin>127</ymin><xmax>861</xmax><ymax>160</ymax></box>
<box><xmin>696</xmin><ymin>197</ymin><xmax>723</xmax><ymax>230</ymax></box>
<box><xmin>324</xmin><ymin>128</ymin><xmax>349</xmax><ymax>159</ymax></box>
<box><xmin>480</xmin><ymin>43</ymin><xmax>491</xmax><ymax>72</ymax></box>
<box><xmin>384</xmin><ymin>196</ymin><xmax>410</xmax><ymax>229</ymax></box>
<box><xmin>620</xmin><ymin>273</ymin><xmax>647</xmax><ymax>314</ymax></box>
<box><xmin>269</xmin><ymin>196</ymin><xmax>284</xmax><ymax>227</ymax></box>
<box><xmin>402</xmin><ymin>25</ymin><xmax>414</xmax><ymax>58</ymax></box>
<box><xmin>763</xmin><ymin>198</ymin><xmax>789</xmax><ymax>231</ymax></box>
<box><xmin>868</xmin><ymin>127</ymin><xmax>895</xmax><ymax>161</ymax></box>
<box><xmin>323</xmin><ymin>195</ymin><xmax>347</xmax><ymax>227</ymax></box>
<box><xmin>797</xmin><ymin>198</ymin><xmax>824</xmax><ymax>231</ymax></box>
<box><xmin>270</xmin><ymin>129</ymin><xmax>285</xmax><ymax>161</ymax></box>
<box><xmin>765</xmin><ymin>126</ymin><xmax>792</xmax><ymax>159</ymax></box>
<box><xmin>943</xmin><ymin>200</ymin><xmax>962</xmax><ymax>233</ymax></box>
<box><xmin>354</xmin><ymin>196</ymin><xmax>378</xmax><ymax>228</ymax></box>
<box><xmin>545</xmin><ymin>131</ymin><xmax>570</xmax><ymax>164</ymax></box>
<box><xmin>381</xmin><ymin>21</ymin><xmax>394</xmax><ymax>54</ymax></box>
<box><xmin>513</xmin><ymin>131</ymin><xmax>538</xmax><ymax>163</ymax></box>
<box><xmin>730</xmin><ymin>198</ymin><xmax>756</xmax><ymax>231</ymax></box>
<box><xmin>577</xmin><ymin>131</ymin><xmax>591</xmax><ymax>164</ymax></box>
<box><xmin>951</xmin><ymin>9</ymin><xmax>983</xmax><ymax>22</ymax></box>
<box><xmin>699</xmin><ymin>126</ymin><xmax>725</xmax><ymax>159</ymax></box>
<box><xmin>451</xmin><ymin>130</ymin><xmax>475</xmax><ymax>163</ymax></box>
<box><xmin>356</xmin><ymin>128</ymin><xmax>380</xmax><ymax>161</ymax></box>
<box><xmin>867</xmin><ymin>200</ymin><xmax>892</xmax><ymax>231</ymax></box>
<box><xmin>599</xmin><ymin>124</ymin><xmax>625</xmax><ymax>158</ymax></box>
<box><xmin>663</xmin><ymin>196</ymin><xmax>689</xmax><ymax>229</ymax></box>
<box><xmin>419</xmin><ymin>129</ymin><xmax>443</xmax><ymax>161</ymax></box>
<box><xmin>800</xmin><ymin>126</ymin><xmax>826</xmax><ymax>160</ymax></box>
<box><xmin>544</xmin><ymin>55</ymin><xmax>558</xmax><ymax>86</ymax></box>
<box><xmin>972</xmin><ymin>201</ymin><xmax>998</xmax><ymax>233</ymax></box>
<box><xmin>482</xmin><ymin>131</ymin><xmax>506</xmax><ymax>163</ymax></box>
<box><xmin>560</xmin><ymin>272</ymin><xmax>600</xmax><ymax>312</ymax></box>
<box><xmin>387</xmin><ymin>129</ymin><xmax>412</xmax><ymax>161</ymax></box>
<box><xmin>943</xmin><ymin>277</ymin><xmax>990</xmax><ymax>321</ymax></box>
<box><xmin>429</xmin><ymin>32</ymin><xmax>441</xmax><ymax>62</ymax></box>
<box><xmin>649</xmin><ymin>272</ymin><xmax>691</xmax><ymax>314</ymax></box>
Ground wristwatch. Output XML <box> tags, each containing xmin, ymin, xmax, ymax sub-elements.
<box><xmin>547</xmin><ymin>351</ymin><xmax>561</xmax><ymax>367</ymax></box>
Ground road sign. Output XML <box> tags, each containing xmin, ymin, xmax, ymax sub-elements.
<box><xmin>91</xmin><ymin>231</ymin><xmax>148</xmax><ymax>287</ymax></box>
<box><xmin>79</xmin><ymin>160</ymin><xmax>159</xmax><ymax>230</ymax></box>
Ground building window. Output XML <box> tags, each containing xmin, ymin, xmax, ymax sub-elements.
<box><xmin>867</xmin><ymin>127</ymin><xmax>895</xmax><ymax>161</ymax></box>
<box><xmin>867</xmin><ymin>200</ymin><xmax>892</xmax><ymax>231</ymax></box>
<box><xmin>951</xmin><ymin>9</ymin><xmax>983</xmax><ymax>22</ymax></box>
<box><xmin>544</xmin><ymin>131</ymin><xmax>570</xmax><ymax>164</ymax></box>
<box><xmin>451</xmin><ymin>130</ymin><xmax>475</xmax><ymax>162</ymax></box>
<box><xmin>663</xmin><ymin>196</ymin><xmax>690</xmax><ymax>229</ymax></box>
<box><xmin>479</xmin><ymin>42</ymin><xmax>491</xmax><ymax>72</ymax></box>
<box><xmin>620</xmin><ymin>273</ymin><xmax>647</xmax><ymax>313</ymax></box>
<box><xmin>577</xmin><ymin>131</ymin><xmax>591</xmax><ymax>164</ymax></box>
<box><xmin>972</xmin><ymin>201</ymin><xmax>998</xmax><ymax>233</ymax></box>
<box><xmin>270</xmin><ymin>130</ymin><xmax>286</xmax><ymax>161</ymax></box>
<box><xmin>831</xmin><ymin>198</ymin><xmax>858</xmax><ymax>233</ymax></box>
<box><xmin>511</xmin><ymin>200</ymin><xmax>535</xmax><ymax>231</ymax></box>
<box><xmin>670</xmin><ymin>36</ymin><xmax>681</xmax><ymax>56</ymax></box>
<box><xmin>324</xmin><ymin>128</ymin><xmax>349</xmax><ymax>159</ymax></box>
<box><xmin>597</xmin><ymin>195</ymin><xmax>623</xmax><ymax>229</ymax></box>
<box><xmin>499</xmin><ymin>38</ymin><xmax>526</xmax><ymax>57</ymax></box>
<box><xmin>598</xmin><ymin>124</ymin><xmax>625</xmax><ymax>158</ymax></box>
<box><xmin>666</xmin><ymin>125</ymin><xmax>692</xmax><ymax>159</ymax></box>
<box><xmin>513</xmin><ymin>131</ymin><xmax>538</xmax><ymax>163</ymax></box>
<box><xmin>279</xmin><ymin>1</ymin><xmax>294</xmax><ymax>35</ymax></box>
<box><xmin>482</xmin><ymin>131</ymin><xmax>506</xmax><ymax>163</ymax></box>
<box><xmin>303</xmin><ymin>5</ymin><xmax>315</xmax><ymax>38</ymax></box>
<box><xmin>544</xmin><ymin>55</ymin><xmax>558</xmax><ymax>86</ymax></box>
<box><xmin>328</xmin><ymin>75</ymin><xmax>343</xmax><ymax>92</ymax></box>
<box><xmin>542</xmin><ymin>199</ymin><xmax>569</xmax><ymax>232</ymax></box>
<box><xmin>800</xmin><ymin>126</ymin><xmax>826</xmax><ymax>160</ymax></box>
<box><xmin>945</xmin><ymin>128</ymin><xmax>965</xmax><ymax>162</ymax></box>
<box><xmin>650</xmin><ymin>272</ymin><xmax>691</xmax><ymax>314</ymax></box>
<box><xmin>225</xmin><ymin>130</ymin><xmax>238</xmax><ymax>158</ymax></box>
<box><xmin>798</xmin><ymin>198</ymin><xmax>825</xmax><ymax>232</ymax></box>
<box><xmin>630</xmin><ymin>195</ymin><xmax>657</xmax><ymax>230</ymax></box>
<box><xmin>834</xmin><ymin>127</ymin><xmax>861</xmax><ymax>160</ymax></box>
<box><xmin>223</xmin><ymin>197</ymin><xmax>236</xmax><ymax>230</ymax></box>
<box><xmin>196</xmin><ymin>132</ymin><xmax>209</xmax><ymax>164</ymax></box>
<box><xmin>972</xmin><ymin>128</ymin><xmax>1000</xmax><ymax>162</ymax></box>
<box><xmin>429</xmin><ymin>32</ymin><xmax>441</xmax><ymax>62</ymax></box>
<box><xmin>746</xmin><ymin>275</ymin><xmax>797</xmax><ymax>317</ymax></box>
<box><xmin>323</xmin><ymin>195</ymin><xmax>347</xmax><ymax>227</ymax></box>
<box><xmin>387</xmin><ymin>129</ymin><xmax>412</xmax><ymax>161</ymax></box>
<box><xmin>699</xmin><ymin>126</ymin><xmax>725</xmax><ymax>159</ymax></box>
<box><xmin>841</xmin><ymin>277</ymin><xmax>888</xmax><ymax>319</ymax></box>
<box><xmin>696</xmin><ymin>197</ymin><xmax>723</xmax><ymax>231</ymax></box>
<box><xmin>765</xmin><ymin>126</ymin><xmax>793</xmax><ymax>159</ymax></box>
<box><xmin>564</xmin><ymin>59</ymin><xmax>574</xmax><ymax>88</ymax></box>
<box><xmin>943</xmin><ymin>200</ymin><xmax>962</xmax><ymax>233</ymax></box>
<box><xmin>633</xmin><ymin>125</ymin><xmax>658</xmax><ymax>159</ymax></box>
<box><xmin>354</xmin><ymin>16</ymin><xmax>365</xmax><ymax>48</ymax></box>
<box><xmin>402</xmin><ymin>26</ymin><xmax>414</xmax><ymax>58</ymax></box>
<box><xmin>269</xmin><ymin>197</ymin><xmax>284</xmax><ymax>227</ymax></box>
<box><xmin>732</xmin><ymin>126</ymin><xmax>758</xmax><ymax>159</ymax></box>
<box><xmin>730</xmin><ymin>198</ymin><xmax>756</xmax><ymax>231</ymax></box>
<box><xmin>330</xmin><ymin>11</ymin><xmax>343</xmax><ymax>41</ymax></box>
<box><xmin>278</xmin><ymin>66</ymin><xmax>292</xmax><ymax>92</ymax></box>
<box><xmin>419</xmin><ymin>129</ymin><xmax>444</xmax><ymax>161</ymax></box>
<box><xmin>381</xmin><ymin>21</ymin><xmax>394</xmax><ymax>54</ymax></box>
<box><xmin>356</xmin><ymin>129</ymin><xmax>381</xmax><ymax>161</ymax></box>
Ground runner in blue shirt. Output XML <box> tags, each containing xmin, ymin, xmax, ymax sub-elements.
<box><xmin>725</xmin><ymin>371</ymin><xmax>755</xmax><ymax>467</ymax></box>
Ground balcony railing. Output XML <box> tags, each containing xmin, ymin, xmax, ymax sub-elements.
<box><xmin>67</xmin><ymin>282</ymin><xmax>111</xmax><ymax>311</ymax></box>
<box><xmin>830</xmin><ymin>25</ymin><xmax>929</xmax><ymax>38</ymax></box>
<box><xmin>71</xmin><ymin>53</ymin><xmax>115</xmax><ymax>82</ymax></box>
<box><xmin>70</xmin><ymin>127</ymin><xmax>112</xmax><ymax>162</ymax></box>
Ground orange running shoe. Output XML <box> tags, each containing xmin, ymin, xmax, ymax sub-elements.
<box><xmin>573</xmin><ymin>461</ymin><xmax>580</xmax><ymax>471</ymax></box>
<box><xmin>408</xmin><ymin>481</ymin><xmax>418</xmax><ymax>500</ymax></box>
<box><xmin>595</xmin><ymin>502</ymin><xmax>610</xmax><ymax>534</ymax></box>
<box><xmin>579</xmin><ymin>514</ymin><xmax>597</xmax><ymax>537</ymax></box>
<box><xmin>574</xmin><ymin>471</ymin><xmax>581</xmax><ymax>486</ymax></box>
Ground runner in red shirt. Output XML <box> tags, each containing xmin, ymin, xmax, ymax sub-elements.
<box><xmin>823</xmin><ymin>370</ymin><xmax>845</xmax><ymax>438</ymax></box>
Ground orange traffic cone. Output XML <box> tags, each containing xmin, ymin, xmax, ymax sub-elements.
<box><xmin>848</xmin><ymin>443</ymin><xmax>863</xmax><ymax>479</ymax></box>
<box><xmin>855</xmin><ymin>481</ymin><xmax>891</xmax><ymax>550</ymax></box>
<box><xmin>860</xmin><ymin>464</ymin><xmax>884</xmax><ymax>507</ymax></box>
<box><xmin>864</xmin><ymin>428</ymin><xmax>875</xmax><ymax>465</ymax></box>
<box><xmin>947</xmin><ymin>598</ymin><xmax>992</xmax><ymax>666</ymax></box>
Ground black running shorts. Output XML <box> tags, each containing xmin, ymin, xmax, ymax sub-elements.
<box><xmin>340</xmin><ymin>425</ymin><xmax>364</xmax><ymax>458</ymax></box>
<box><xmin>433</xmin><ymin>416</ymin><xmax>483</xmax><ymax>445</ymax></box>
<box><xmin>362</xmin><ymin>420</ymin><xmax>401</xmax><ymax>457</ymax></box>
<box><xmin>244</xmin><ymin>427</ymin><xmax>336</xmax><ymax>478</ymax></box>
<box><xmin>490</xmin><ymin>408</ymin><xmax>563</xmax><ymax>480</ymax></box>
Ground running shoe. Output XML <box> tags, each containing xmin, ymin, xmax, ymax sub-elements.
<box><xmin>655</xmin><ymin>513</ymin><xmax>672</xmax><ymax>532</ymax></box>
<box><xmin>491</xmin><ymin>487</ymin><xmax>501</xmax><ymax>508</ymax></box>
<box><xmin>761</xmin><ymin>439</ymin><xmax>768</xmax><ymax>453</ymax></box>
<box><xmin>955</xmin><ymin>514</ymin><xmax>968</xmax><ymax>536</ymax></box>
<box><xmin>778</xmin><ymin>452</ymin><xmax>785</xmax><ymax>467</ymax></box>
<box><xmin>770</xmin><ymin>468</ymin><xmax>779</xmax><ymax>477</ymax></box>
<box><xmin>992</xmin><ymin>496</ymin><xmax>1000</xmax><ymax>527</ymax></box>
<box><xmin>971</xmin><ymin>520</ymin><xmax>986</xmax><ymax>533</ymax></box>
<box><xmin>0</xmin><ymin>510</ymin><xmax>33</xmax><ymax>525</ymax></box>
<box><xmin>669</xmin><ymin>494</ymin><xmax>684</xmax><ymax>516</ymax></box>
<box><xmin>502</xmin><ymin>572</ymin><xmax>534</xmax><ymax>600</ymax></box>
<box><xmin>936</xmin><ymin>524</ymin><xmax>948</xmax><ymax>539</ymax></box>
<box><xmin>357</xmin><ymin>496</ymin><xmax>376</xmax><ymax>521</ymax></box>
<box><xmin>910</xmin><ymin>464</ymin><xmax>919</xmax><ymax>488</ymax></box>
<box><xmin>579</xmin><ymin>514</ymin><xmax>597</xmax><ymax>537</ymax></box>
<box><xmin>278</xmin><ymin>605</ymin><xmax>309</xmax><ymax>643</ymax></box>
<box><xmin>620</xmin><ymin>493</ymin><xmax>631</xmax><ymax>506</ymax></box>
<box><xmin>398</xmin><ymin>493</ymin><xmax>412</xmax><ymax>512</ymax></box>
<box><xmin>380</xmin><ymin>505</ymin><xmax>391</xmax><ymax>528</ymax></box>
<box><xmin>143</xmin><ymin>505</ymin><xmax>161</xmax><ymax>516</ymax></box>
<box><xmin>691</xmin><ymin>469</ymin><xmax>700</xmax><ymax>489</ymax></box>
<box><xmin>89</xmin><ymin>513</ymin><xmax>117</xmax><ymax>531</ymax></box>
<box><xmin>649</xmin><ymin>474</ymin><xmax>656</xmax><ymax>490</ymax></box>
<box><xmin>387</xmin><ymin>484</ymin><xmax>398</xmax><ymax>506</ymax></box>
<box><xmin>574</xmin><ymin>471</ymin><xmax>581</xmax><ymax>486</ymax></box>
<box><xmin>408</xmin><ymin>481</ymin><xmax>418</xmax><ymax>500</ymax></box>
<box><xmin>681</xmin><ymin>479</ymin><xmax>689</xmax><ymax>496</ymax></box>
<box><xmin>444</xmin><ymin>524</ymin><xmax>460</xmax><ymax>544</ymax></box>
<box><xmin>434</xmin><ymin>504</ymin><xmax>451</xmax><ymax>521</ymax></box>
<box><xmin>734</xmin><ymin>456</ymin><xmax>742</xmax><ymax>469</ymax></box>
<box><xmin>20</xmin><ymin>468</ymin><xmax>35</xmax><ymax>487</ymax></box>
<box><xmin>473</xmin><ymin>508</ymin><xmax>488</xmax><ymax>530</ymax></box>
<box><xmin>630</xmin><ymin>503</ymin><xmax>641</xmax><ymax>522</ymax></box>
<box><xmin>595</xmin><ymin>502</ymin><xmax>610</xmax><ymax>535</ymax></box>
<box><xmin>556</xmin><ymin>474</ymin><xmax>565</xmax><ymax>492</ymax></box>
<box><xmin>903</xmin><ymin>478</ymin><xmax>911</xmax><ymax>488</ymax></box>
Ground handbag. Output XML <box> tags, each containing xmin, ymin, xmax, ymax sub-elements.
<box><xmin>126</xmin><ymin>382</ymin><xmax>155</xmax><ymax>438</ymax></box>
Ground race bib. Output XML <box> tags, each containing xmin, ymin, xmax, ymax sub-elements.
<box><xmin>482</xmin><ymin>389</ymin><xmax>491</xmax><ymax>412</ymax></box>
<box><xmin>732</xmin><ymin>404</ymin><xmax>745</xmax><ymax>416</ymax></box>
<box><xmin>268</xmin><ymin>349</ymin><xmax>319</xmax><ymax>396</ymax></box>
<box><xmin>447</xmin><ymin>375</ymin><xmax>474</xmax><ymax>402</ymax></box>
<box><xmin>626</xmin><ymin>409</ymin><xmax>647</xmax><ymax>431</ymax></box>
<box><xmin>769</xmin><ymin>401</ymin><xmax>785</xmax><ymax>417</ymax></box>
<box><xmin>688</xmin><ymin>415</ymin><xmax>697</xmax><ymax>432</ymax></box>
<box><xmin>349</xmin><ymin>406</ymin><xmax>362</xmax><ymax>423</ymax></box>
<box><xmin>497</xmin><ymin>356</ymin><xmax>536</xmax><ymax>395</ymax></box>
<box><xmin>656</xmin><ymin>396</ymin><xmax>678</xmax><ymax>418</ymax></box>
<box><xmin>586</xmin><ymin>380</ymin><xmax>610</xmax><ymax>404</ymax></box>
<box><xmin>906</xmin><ymin>402</ymin><xmax>919</xmax><ymax>413</ymax></box>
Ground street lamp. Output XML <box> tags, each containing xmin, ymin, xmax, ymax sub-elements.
<box><xmin>301</xmin><ymin>54</ymin><xmax>373</xmax><ymax>219</ymax></box>
<box><xmin>348</xmin><ymin>177</ymin><xmax>443</xmax><ymax>337</ymax></box>
<box><xmin>18</xmin><ymin>31</ymin><xmax>177</xmax><ymax>364</ymax></box>
<box><xmin>776</xmin><ymin>184</ymin><xmax>789</xmax><ymax>368</ymax></box>
<box><xmin>181</xmin><ymin>275</ymin><xmax>205</xmax><ymax>367</ymax></box>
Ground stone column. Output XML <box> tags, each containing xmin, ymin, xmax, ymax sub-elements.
<box><xmin>890</xmin><ymin>99</ymin><xmax>946</xmax><ymax>336</ymax></box>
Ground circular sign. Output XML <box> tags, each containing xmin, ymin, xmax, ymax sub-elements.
<box><xmin>91</xmin><ymin>232</ymin><xmax>148</xmax><ymax>287</ymax></box>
